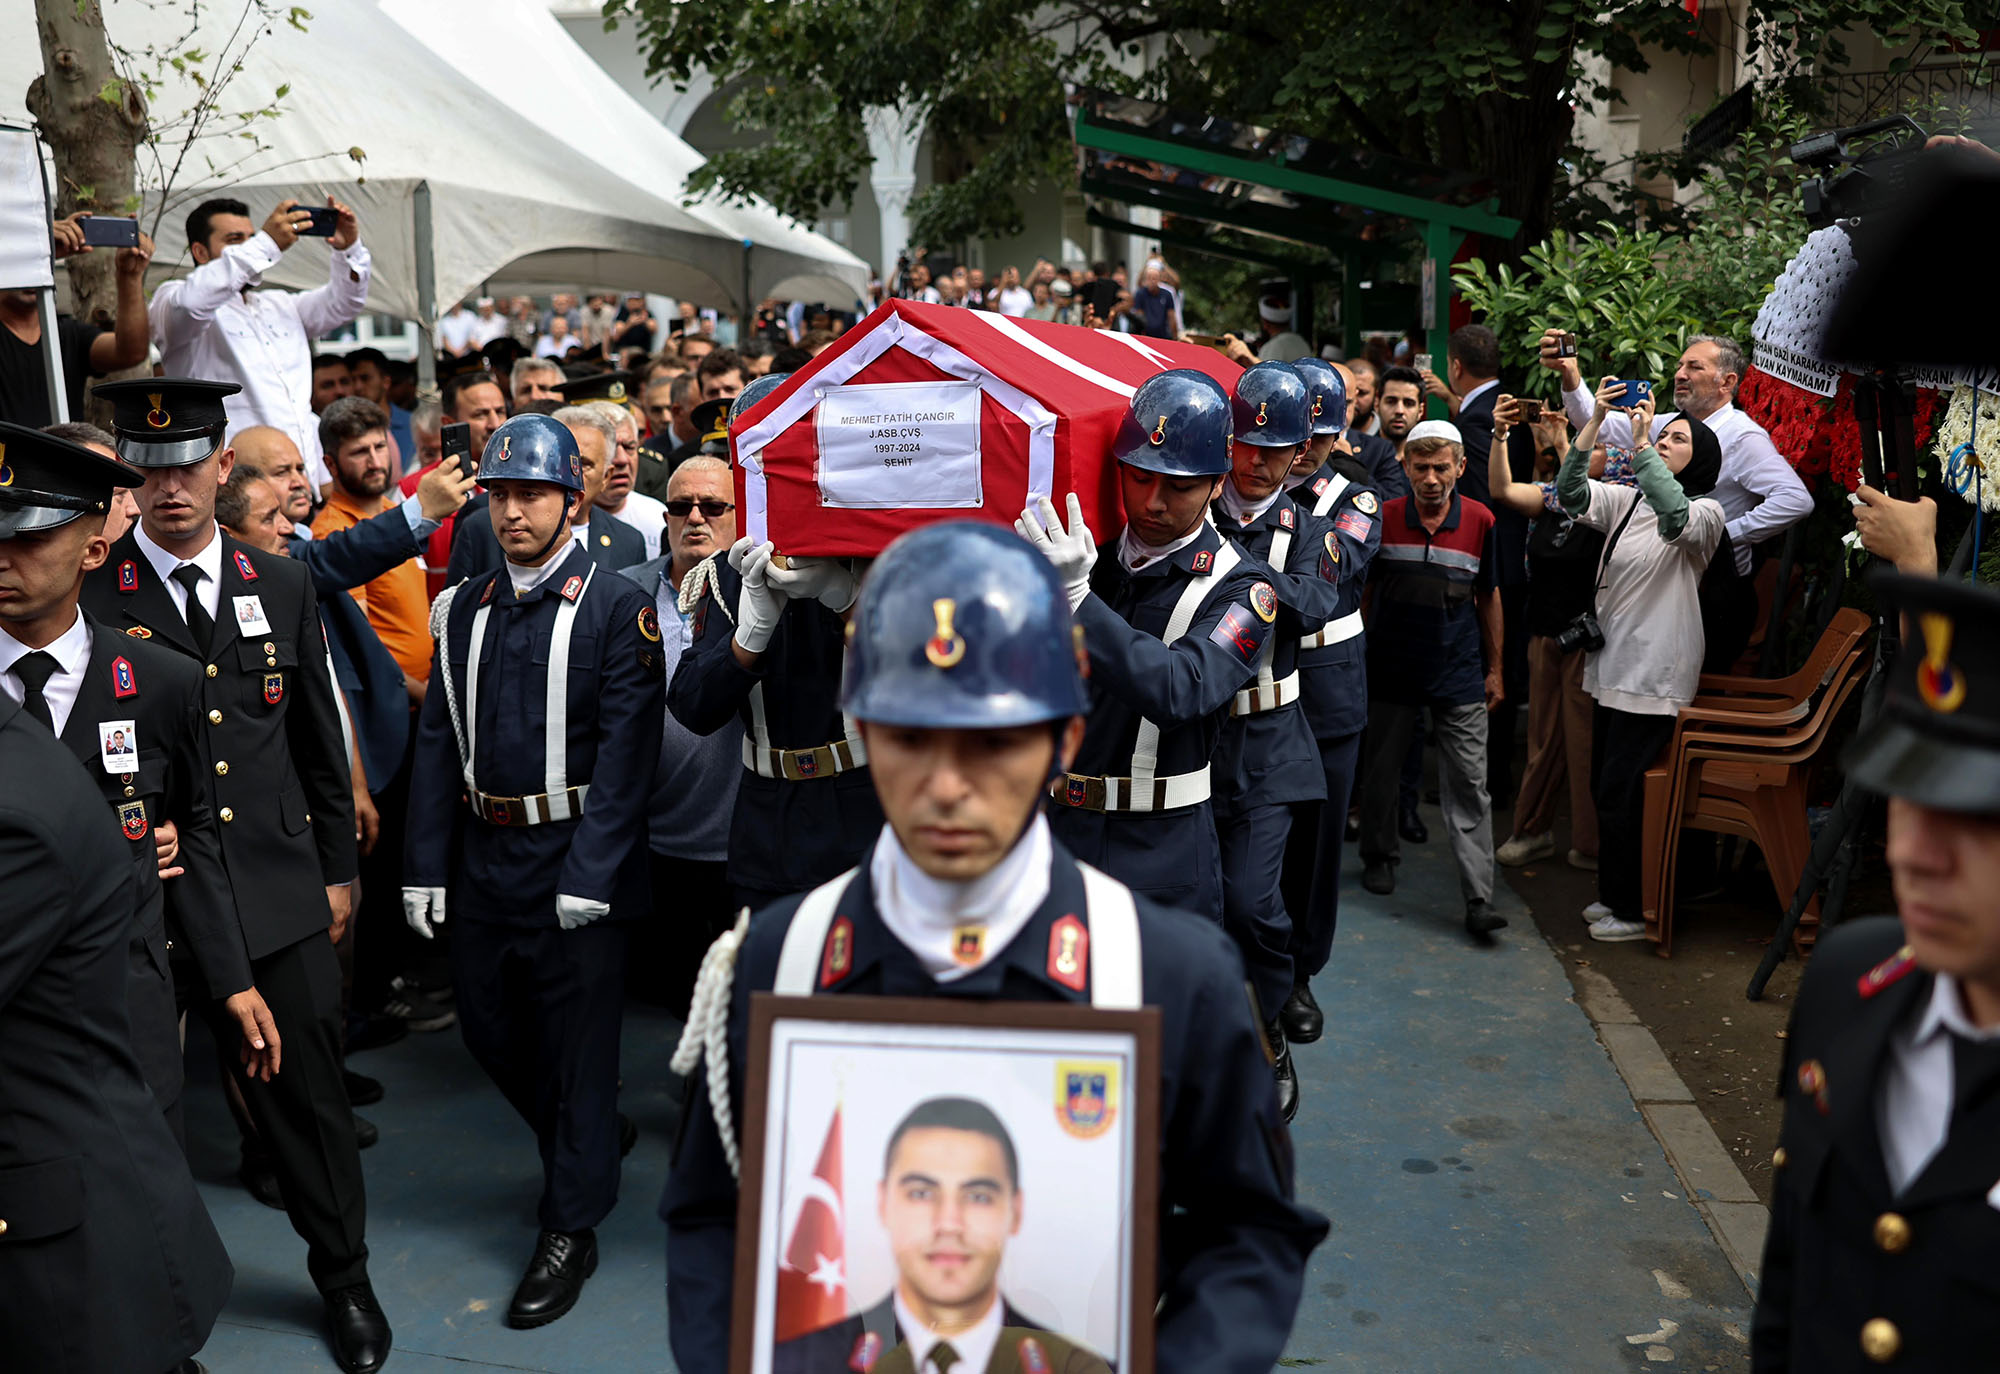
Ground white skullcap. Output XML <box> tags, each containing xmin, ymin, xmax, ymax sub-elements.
<box><xmin>1258</xmin><ymin>298</ymin><xmax>1293</xmax><ymax>324</ymax></box>
<box><xmin>1406</xmin><ymin>419</ymin><xmax>1463</xmax><ymax>446</ymax></box>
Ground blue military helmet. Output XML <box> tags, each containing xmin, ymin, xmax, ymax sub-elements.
<box><xmin>1110</xmin><ymin>368</ymin><xmax>1234</xmax><ymax>477</ymax></box>
<box><xmin>842</xmin><ymin>522</ymin><xmax>1090</xmax><ymax>729</ymax></box>
<box><xmin>1293</xmin><ymin>357</ymin><xmax>1348</xmax><ymax>439</ymax></box>
<box><xmin>1232</xmin><ymin>361</ymin><xmax>1312</xmax><ymax>447</ymax></box>
<box><xmin>729</xmin><ymin>370</ymin><xmax>792</xmax><ymax>426</ymax></box>
<box><xmin>479</xmin><ymin>412</ymin><xmax>584</xmax><ymax>491</ymax></box>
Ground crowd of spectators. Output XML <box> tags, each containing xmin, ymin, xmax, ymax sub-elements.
<box><xmin>886</xmin><ymin>251</ymin><xmax>1188</xmax><ymax>336</ymax></box>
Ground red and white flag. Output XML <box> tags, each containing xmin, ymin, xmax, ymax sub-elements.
<box><xmin>775</xmin><ymin>1107</ymin><xmax>846</xmax><ymax>1341</ymax></box>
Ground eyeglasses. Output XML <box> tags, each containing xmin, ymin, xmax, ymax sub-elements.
<box><xmin>665</xmin><ymin>498</ymin><xmax>735</xmax><ymax>518</ymax></box>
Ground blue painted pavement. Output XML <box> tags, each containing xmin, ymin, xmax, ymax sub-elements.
<box><xmin>183</xmin><ymin>832</ymin><xmax>1752</xmax><ymax>1371</ymax></box>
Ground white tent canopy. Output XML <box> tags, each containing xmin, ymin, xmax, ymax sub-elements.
<box><xmin>381</xmin><ymin>0</ymin><xmax>871</xmax><ymax>311</ymax></box>
<box><xmin>0</xmin><ymin>0</ymin><xmax>863</xmax><ymax>334</ymax></box>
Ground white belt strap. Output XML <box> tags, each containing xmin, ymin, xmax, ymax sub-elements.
<box><xmin>1234</xmin><ymin>670</ymin><xmax>1301</xmax><ymax>715</ymax></box>
<box><xmin>774</xmin><ymin>868</ymin><xmax>858</xmax><ymax>994</ymax></box>
<box><xmin>1078</xmin><ymin>863</ymin><xmax>1142</xmax><ymax>1009</ymax></box>
<box><xmin>544</xmin><ymin>564</ymin><xmax>594</xmax><ymax>810</ymax></box>
<box><xmin>1310</xmin><ymin>471</ymin><xmax>1351</xmax><ymax>518</ymax></box>
<box><xmin>1130</xmin><ymin>540</ymin><xmax>1240</xmax><ymax>788</ymax></box>
<box><xmin>1302</xmin><ymin>609</ymin><xmax>1364</xmax><ymax>650</ymax></box>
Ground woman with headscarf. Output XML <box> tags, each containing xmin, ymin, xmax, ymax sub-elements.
<box><xmin>1558</xmin><ymin>377</ymin><xmax>1730</xmax><ymax>943</ymax></box>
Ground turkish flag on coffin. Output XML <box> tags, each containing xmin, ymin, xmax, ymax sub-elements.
<box><xmin>731</xmin><ymin>299</ymin><xmax>1243</xmax><ymax>558</ymax></box>
<box><xmin>775</xmin><ymin>1106</ymin><xmax>847</xmax><ymax>1341</ymax></box>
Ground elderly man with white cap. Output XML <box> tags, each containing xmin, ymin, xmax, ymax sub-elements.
<box><xmin>1355</xmin><ymin>418</ymin><xmax>1507</xmax><ymax>942</ymax></box>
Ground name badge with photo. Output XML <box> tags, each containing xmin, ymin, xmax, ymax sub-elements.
<box><xmin>98</xmin><ymin>718</ymin><xmax>139</xmax><ymax>774</ymax></box>
<box><xmin>232</xmin><ymin>594</ymin><xmax>273</xmax><ymax>637</ymax></box>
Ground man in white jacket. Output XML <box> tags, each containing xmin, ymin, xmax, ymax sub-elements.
<box><xmin>151</xmin><ymin>195</ymin><xmax>371</xmax><ymax>494</ymax></box>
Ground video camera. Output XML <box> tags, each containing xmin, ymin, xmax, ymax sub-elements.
<box><xmin>1790</xmin><ymin>115</ymin><xmax>1930</xmax><ymax>232</ymax></box>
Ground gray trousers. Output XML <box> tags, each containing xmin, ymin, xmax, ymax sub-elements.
<box><xmin>1360</xmin><ymin>699</ymin><xmax>1495</xmax><ymax>904</ymax></box>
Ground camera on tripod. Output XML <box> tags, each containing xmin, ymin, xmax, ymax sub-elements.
<box><xmin>1791</xmin><ymin>115</ymin><xmax>1930</xmax><ymax>232</ymax></box>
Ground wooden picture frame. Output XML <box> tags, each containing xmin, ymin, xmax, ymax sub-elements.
<box><xmin>731</xmin><ymin>994</ymin><xmax>1162</xmax><ymax>1374</ymax></box>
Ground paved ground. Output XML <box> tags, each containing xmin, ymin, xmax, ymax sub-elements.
<box><xmin>184</xmin><ymin>830</ymin><xmax>1754</xmax><ymax>1372</ymax></box>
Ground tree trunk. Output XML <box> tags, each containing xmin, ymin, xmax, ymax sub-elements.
<box><xmin>26</xmin><ymin>0</ymin><xmax>147</xmax><ymax>333</ymax></box>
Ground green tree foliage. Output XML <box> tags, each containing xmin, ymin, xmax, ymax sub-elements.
<box><xmin>609</xmin><ymin>0</ymin><xmax>1979</xmax><ymax>257</ymax></box>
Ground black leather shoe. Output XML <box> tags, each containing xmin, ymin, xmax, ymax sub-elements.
<box><xmin>508</xmin><ymin>1228</ymin><xmax>598</xmax><ymax>1329</ymax></box>
<box><xmin>1280</xmin><ymin>981</ymin><xmax>1323</xmax><ymax>1044</ymax></box>
<box><xmin>170</xmin><ymin>1359</ymin><xmax>207</xmax><ymax>1374</ymax></box>
<box><xmin>345</xmin><ymin>1013</ymin><xmax>408</xmax><ymax>1055</ymax></box>
<box><xmin>344</xmin><ymin>1069</ymin><xmax>383</xmax><ymax>1106</ymax></box>
<box><xmin>237</xmin><ymin>1159</ymin><xmax>285</xmax><ymax>1210</ymax></box>
<box><xmin>1361</xmin><ymin>860</ymin><xmax>1396</xmax><ymax>896</ymax></box>
<box><xmin>1265</xmin><ymin>1020</ymin><xmax>1299</xmax><ymax>1123</ymax></box>
<box><xmin>1398</xmin><ymin>806</ymin><xmax>1429</xmax><ymax>844</ymax></box>
<box><xmin>352</xmin><ymin>1114</ymin><xmax>378</xmax><ymax>1150</ymax></box>
<box><xmin>1465</xmin><ymin>898</ymin><xmax>1509</xmax><ymax>939</ymax></box>
<box><xmin>323</xmin><ymin>1282</ymin><xmax>391</xmax><ymax>1374</ymax></box>
<box><xmin>619</xmin><ymin>1113</ymin><xmax>638</xmax><ymax>1158</ymax></box>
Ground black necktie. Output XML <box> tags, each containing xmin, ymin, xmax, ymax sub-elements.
<box><xmin>12</xmin><ymin>650</ymin><xmax>59</xmax><ymax>731</ymax></box>
<box><xmin>928</xmin><ymin>1344</ymin><xmax>960</xmax><ymax>1374</ymax></box>
<box><xmin>170</xmin><ymin>563</ymin><xmax>214</xmax><ymax>655</ymax></box>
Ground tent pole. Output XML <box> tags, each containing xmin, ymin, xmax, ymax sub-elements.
<box><xmin>741</xmin><ymin>239</ymin><xmax>753</xmax><ymax>336</ymax></box>
<box><xmin>37</xmin><ymin>287</ymin><xmax>68</xmax><ymax>423</ymax></box>
<box><xmin>413</xmin><ymin>180</ymin><xmax>437</xmax><ymax>398</ymax></box>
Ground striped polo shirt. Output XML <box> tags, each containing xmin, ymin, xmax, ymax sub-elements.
<box><xmin>1366</xmin><ymin>491</ymin><xmax>1496</xmax><ymax>705</ymax></box>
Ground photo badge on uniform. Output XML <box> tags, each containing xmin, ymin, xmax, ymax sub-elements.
<box><xmin>233</xmin><ymin>594</ymin><xmax>272</xmax><ymax>637</ymax></box>
<box><xmin>99</xmin><ymin>719</ymin><xmax>139</xmax><ymax>773</ymax></box>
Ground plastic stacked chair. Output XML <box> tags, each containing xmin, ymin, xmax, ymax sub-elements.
<box><xmin>1639</xmin><ymin>608</ymin><xmax>1874</xmax><ymax>957</ymax></box>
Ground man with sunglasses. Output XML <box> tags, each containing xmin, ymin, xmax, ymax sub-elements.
<box><xmin>620</xmin><ymin>457</ymin><xmax>741</xmax><ymax>1016</ymax></box>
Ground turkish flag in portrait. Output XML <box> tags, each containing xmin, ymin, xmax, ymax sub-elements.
<box><xmin>776</xmin><ymin>1107</ymin><xmax>847</xmax><ymax>1341</ymax></box>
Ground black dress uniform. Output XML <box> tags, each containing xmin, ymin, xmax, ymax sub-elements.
<box><xmin>662</xmin><ymin>842</ymin><xmax>1329</xmax><ymax>1374</ymax></box>
<box><xmin>668</xmin><ymin>554</ymin><xmax>884</xmax><ymax>907</ymax></box>
<box><xmin>1280</xmin><ymin>459</ymin><xmax>1383</xmax><ymax>992</ymax></box>
<box><xmin>445</xmin><ymin>502</ymin><xmax>644</xmax><ymax>585</ymax></box>
<box><xmin>405</xmin><ymin>539</ymin><xmax>663</xmax><ymax>1235</ymax></box>
<box><xmin>35</xmin><ymin>618</ymin><xmax>247</xmax><ymax>1134</ymax></box>
<box><xmin>1753</xmin><ymin>570</ymin><xmax>2000</xmax><ymax>1372</ymax></box>
<box><xmin>1211</xmin><ymin>490</ymin><xmax>1338</xmax><ymax>1026</ymax></box>
<box><xmin>1045</xmin><ymin>518</ymin><xmax>1273</xmax><ymax>921</ymax></box>
<box><xmin>0</xmin><ymin>692</ymin><xmax>233</xmax><ymax>1373</ymax></box>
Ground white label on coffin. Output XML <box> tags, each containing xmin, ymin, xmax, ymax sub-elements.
<box><xmin>815</xmin><ymin>380</ymin><xmax>984</xmax><ymax>509</ymax></box>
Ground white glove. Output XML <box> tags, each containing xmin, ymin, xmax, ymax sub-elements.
<box><xmin>727</xmin><ymin>535</ymin><xmax>755</xmax><ymax>574</ymax></box>
<box><xmin>732</xmin><ymin>541</ymin><xmax>790</xmax><ymax>654</ymax></box>
<box><xmin>763</xmin><ymin>555</ymin><xmax>860</xmax><ymax>613</ymax></box>
<box><xmin>556</xmin><ymin>893</ymin><xmax>610</xmax><ymax>931</ymax></box>
<box><xmin>1015</xmin><ymin>493</ymin><xmax>1097</xmax><ymax>611</ymax></box>
<box><xmin>403</xmin><ymin>886</ymin><xmax>446</xmax><ymax>940</ymax></box>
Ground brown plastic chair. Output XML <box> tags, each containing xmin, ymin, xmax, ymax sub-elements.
<box><xmin>1691</xmin><ymin>607</ymin><xmax>1870</xmax><ymax>716</ymax></box>
<box><xmin>1639</xmin><ymin>631</ymin><xmax>1872</xmax><ymax>956</ymax></box>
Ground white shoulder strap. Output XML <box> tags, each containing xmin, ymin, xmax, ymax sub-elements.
<box><xmin>1310</xmin><ymin>472</ymin><xmax>1351</xmax><ymax>518</ymax></box>
<box><xmin>1249</xmin><ymin>525</ymin><xmax>1293</xmax><ymax>690</ymax></box>
<box><xmin>462</xmin><ymin>593</ymin><xmax>494</xmax><ymax>793</ymax></box>
<box><xmin>1130</xmin><ymin>539</ymin><xmax>1242</xmax><ymax>787</ymax></box>
<box><xmin>1078</xmin><ymin>863</ymin><xmax>1142</xmax><ymax>1009</ymax></box>
<box><xmin>544</xmin><ymin>563</ymin><xmax>595</xmax><ymax>797</ymax></box>
<box><xmin>772</xmin><ymin>867</ymin><xmax>858</xmax><ymax>994</ymax></box>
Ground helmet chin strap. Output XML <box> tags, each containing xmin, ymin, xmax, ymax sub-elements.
<box><xmin>524</xmin><ymin>489</ymin><xmax>579</xmax><ymax>564</ymax></box>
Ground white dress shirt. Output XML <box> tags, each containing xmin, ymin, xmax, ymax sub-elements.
<box><xmin>893</xmin><ymin>1285</ymin><xmax>1005</xmax><ymax>1374</ymax></box>
<box><xmin>1562</xmin><ymin>383</ymin><xmax>1814</xmax><ymax>573</ymax></box>
<box><xmin>1877</xmin><ymin>973</ymin><xmax>2000</xmax><ymax>1195</ymax></box>
<box><xmin>150</xmin><ymin>230</ymin><xmax>372</xmax><ymax>491</ymax></box>
<box><xmin>438</xmin><ymin>309</ymin><xmax>479</xmax><ymax>355</ymax></box>
<box><xmin>870</xmin><ymin>815</ymin><xmax>1052</xmax><ymax>981</ymax></box>
<box><xmin>132</xmin><ymin>520</ymin><xmax>225</xmax><ymax>624</ymax></box>
<box><xmin>605</xmin><ymin>492</ymin><xmax>667</xmax><ymax>561</ymax></box>
<box><xmin>0</xmin><ymin>610</ymin><xmax>92</xmax><ymax>735</ymax></box>
<box><xmin>504</xmin><ymin>529</ymin><xmax>588</xmax><ymax>598</ymax></box>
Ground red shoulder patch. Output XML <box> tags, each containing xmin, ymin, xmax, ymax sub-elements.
<box><xmin>234</xmin><ymin>548</ymin><xmax>259</xmax><ymax>582</ymax></box>
<box><xmin>1278</xmin><ymin>505</ymin><xmax>1295</xmax><ymax>529</ymax></box>
<box><xmin>1017</xmin><ymin>1336</ymin><xmax>1051</xmax><ymax>1374</ymax></box>
<box><xmin>1858</xmin><ymin>945</ymin><xmax>1917</xmax><ymax>999</ymax></box>
<box><xmin>1048</xmin><ymin>914</ymin><xmax>1088</xmax><ymax>992</ymax></box>
<box><xmin>111</xmin><ymin>656</ymin><xmax>138</xmax><ymax>699</ymax></box>
<box><xmin>847</xmin><ymin>1331</ymin><xmax>883</xmax><ymax>1372</ymax></box>
<box><xmin>819</xmin><ymin>915</ymin><xmax>855</xmax><ymax>988</ymax></box>
<box><xmin>560</xmin><ymin>575</ymin><xmax>583</xmax><ymax>602</ymax></box>
<box><xmin>479</xmin><ymin>576</ymin><xmax>496</xmax><ymax>604</ymax></box>
<box><xmin>1190</xmin><ymin>548</ymin><xmax>1213</xmax><ymax>574</ymax></box>
<box><xmin>117</xmin><ymin>559</ymin><xmax>138</xmax><ymax>593</ymax></box>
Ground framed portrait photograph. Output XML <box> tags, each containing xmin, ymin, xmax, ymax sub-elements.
<box><xmin>731</xmin><ymin>996</ymin><xmax>1161</xmax><ymax>1374</ymax></box>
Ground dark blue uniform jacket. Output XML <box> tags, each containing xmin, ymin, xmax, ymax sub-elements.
<box><xmin>1290</xmin><ymin>460</ymin><xmax>1384</xmax><ymax>740</ymax></box>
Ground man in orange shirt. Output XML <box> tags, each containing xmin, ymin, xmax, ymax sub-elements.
<box><xmin>314</xmin><ymin>395</ymin><xmax>456</xmax><ymax>1035</ymax></box>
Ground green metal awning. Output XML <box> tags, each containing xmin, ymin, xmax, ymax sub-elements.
<box><xmin>1071</xmin><ymin>89</ymin><xmax>1520</xmax><ymax>382</ymax></box>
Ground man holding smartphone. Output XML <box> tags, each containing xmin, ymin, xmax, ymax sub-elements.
<box><xmin>0</xmin><ymin>214</ymin><xmax>153</xmax><ymax>427</ymax></box>
<box><xmin>151</xmin><ymin>195</ymin><xmax>371</xmax><ymax>497</ymax></box>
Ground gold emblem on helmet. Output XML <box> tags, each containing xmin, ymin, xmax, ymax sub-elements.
<box><xmin>1150</xmin><ymin>415</ymin><xmax>1168</xmax><ymax>446</ymax></box>
<box><xmin>1255</xmin><ymin>400</ymin><xmax>1269</xmax><ymax>426</ymax></box>
<box><xmin>925</xmin><ymin>597</ymin><xmax>966</xmax><ymax>669</ymax></box>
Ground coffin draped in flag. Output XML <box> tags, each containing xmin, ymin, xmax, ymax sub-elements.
<box><xmin>730</xmin><ymin>299</ymin><xmax>1244</xmax><ymax>557</ymax></box>
<box><xmin>775</xmin><ymin>1105</ymin><xmax>847</xmax><ymax>1342</ymax></box>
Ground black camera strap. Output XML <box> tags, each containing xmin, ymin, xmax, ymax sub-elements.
<box><xmin>1589</xmin><ymin>490</ymin><xmax>1645</xmax><ymax>614</ymax></box>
